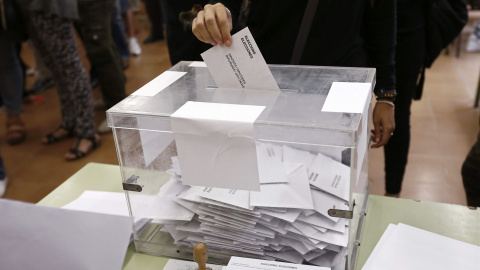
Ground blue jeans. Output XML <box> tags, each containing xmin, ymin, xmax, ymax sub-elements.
<box><xmin>0</xmin><ymin>34</ymin><xmax>24</xmax><ymax>115</ymax></box>
<box><xmin>111</xmin><ymin>0</ymin><xmax>130</xmax><ymax>60</ymax></box>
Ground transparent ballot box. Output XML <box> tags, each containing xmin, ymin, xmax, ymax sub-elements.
<box><xmin>107</xmin><ymin>61</ymin><xmax>375</xmax><ymax>270</ymax></box>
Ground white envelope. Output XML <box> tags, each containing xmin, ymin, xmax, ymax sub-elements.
<box><xmin>250</xmin><ymin>165</ymin><xmax>314</xmax><ymax>209</ymax></box>
<box><xmin>256</xmin><ymin>142</ymin><xmax>289</xmax><ymax>184</ymax></box>
<box><xmin>171</xmin><ymin>101</ymin><xmax>265</xmax><ymax>191</ymax></box>
<box><xmin>283</xmin><ymin>145</ymin><xmax>316</xmax><ymax>170</ymax></box>
<box><xmin>129</xmin><ymin>178</ymin><xmax>195</xmax><ymax>221</ymax></box>
<box><xmin>310</xmin><ymin>188</ymin><xmax>349</xmax><ymax>222</ymax></box>
<box><xmin>308</xmin><ymin>153</ymin><xmax>350</xmax><ymax>201</ymax></box>
<box><xmin>297</xmin><ymin>213</ymin><xmax>346</xmax><ymax>233</ymax></box>
<box><xmin>261</xmin><ymin>208</ymin><xmax>302</xmax><ymax>223</ymax></box>
<box><xmin>199</xmin><ymin>187</ymin><xmax>253</xmax><ymax>210</ymax></box>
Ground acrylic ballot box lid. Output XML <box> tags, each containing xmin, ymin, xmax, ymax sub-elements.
<box><xmin>107</xmin><ymin>62</ymin><xmax>375</xmax><ymax>148</ymax></box>
<box><xmin>107</xmin><ymin>61</ymin><xmax>375</xmax><ymax>270</ymax></box>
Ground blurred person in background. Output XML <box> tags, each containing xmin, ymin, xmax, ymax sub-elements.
<box><xmin>111</xmin><ymin>0</ymin><xmax>131</xmax><ymax>69</ymax></box>
<box><xmin>143</xmin><ymin>0</ymin><xmax>165</xmax><ymax>44</ymax></box>
<box><xmin>0</xmin><ymin>0</ymin><xmax>28</xmax><ymax>146</ymax></box>
<box><xmin>462</xmin><ymin>116</ymin><xmax>480</xmax><ymax>207</ymax></box>
<box><xmin>75</xmin><ymin>0</ymin><xmax>127</xmax><ymax>133</ymax></box>
<box><xmin>18</xmin><ymin>0</ymin><xmax>101</xmax><ymax>160</ymax></box>
<box><xmin>164</xmin><ymin>0</ymin><xmax>210</xmax><ymax>65</ymax></box>
<box><xmin>193</xmin><ymin>0</ymin><xmax>396</xmax><ymax>149</ymax></box>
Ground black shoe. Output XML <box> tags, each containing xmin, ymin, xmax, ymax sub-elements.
<box><xmin>28</xmin><ymin>77</ymin><xmax>54</xmax><ymax>94</ymax></box>
<box><xmin>143</xmin><ymin>35</ymin><xmax>164</xmax><ymax>44</ymax></box>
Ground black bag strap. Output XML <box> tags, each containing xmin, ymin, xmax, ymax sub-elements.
<box><xmin>290</xmin><ymin>0</ymin><xmax>319</xmax><ymax>65</ymax></box>
<box><xmin>414</xmin><ymin>66</ymin><xmax>425</xmax><ymax>100</ymax></box>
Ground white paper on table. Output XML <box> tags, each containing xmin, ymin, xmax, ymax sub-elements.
<box><xmin>321</xmin><ymin>82</ymin><xmax>371</xmax><ymax>113</ymax></box>
<box><xmin>362</xmin><ymin>224</ymin><xmax>397</xmax><ymax>270</ymax></box>
<box><xmin>132</xmin><ymin>71</ymin><xmax>186</xmax><ymax>97</ymax></box>
<box><xmin>188</xmin><ymin>61</ymin><xmax>208</xmax><ymax>67</ymax></box>
<box><xmin>0</xmin><ymin>199</ymin><xmax>133</xmax><ymax>270</ymax></box>
<box><xmin>163</xmin><ymin>259</ymin><xmax>223</xmax><ymax>270</ymax></box>
<box><xmin>129</xmin><ymin>178</ymin><xmax>195</xmax><ymax>221</ymax></box>
<box><xmin>201</xmin><ymin>27</ymin><xmax>279</xmax><ymax>91</ymax></box>
<box><xmin>137</xmin><ymin>117</ymin><xmax>175</xmax><ymax>167</ymax></box>
<box><xmin>308</xmin><ymin>153</ymin><xmax>350</xmax><ymax>201</ymax></box>
<box><xmin>363</xmin><ymin>223</ymin><xmax>480</xmax><ymax>270</ymax></box>
<box><xmin>250</xmin><ymin>165</ymin><xmax>314</xmax><ymax>209</ymax></box>
<box><xmin>171</xmin><ymin>101</ymin><xmax>264</xmax><ymax>191</ymax></box>
<box><xmin>310</xmin><ymin>189</ymin><xmax>349</xmax><ymax>222</ymax></box>
<box><xmin>62</xmin><ymin>190</ymin><xmax>129</xmax><ymax>217</ymax></box>
<box><xmin>228</xmin><ymin>256</ymin><xmax>330</xmax><ymax>270</ymax></box>
<box><xmin>256</xmin><ymin>142</ymin><xmax>289</xmax><ymax>184</ymax></box>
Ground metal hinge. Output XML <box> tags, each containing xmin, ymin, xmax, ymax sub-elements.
<box><xmin>328</xmin><ymin>199</ymin><xmax>355</xmax><ymax>219</ymax></box>
<box><xmin>122</xmin><ymin>175</ymin><xmax>142</xmax><ymax>192</ymax></box>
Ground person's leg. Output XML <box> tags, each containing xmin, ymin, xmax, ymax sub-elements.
<box><xmin>144</xmin><ymin>0</ymin><xmax>164</xmax><ymax>44</ymax></box>
<box><xmin>462</xmin><ymin>123</ymin><xmax>480</xmax><ymax>207</ymax></box>
<box><xmin>384</xmin><ymin>26</ymin><xmax>426</xmax><ymax>195</ymax></box>
<box><xmin>0</xmin><ymin>34</ymin><xmax>27</xmax><ymax>145</ymax></box>
<box><xmin>29</xmin><ymin>12</ymin><xmax>98</xmax><ymax>158</ymax></box>
<box><xmin>122</xmin><ymin>1</ymin><xmax>142</xmax><ymax>56</ymax></box>
<box><xmin>111</xmin><ymin>0</ymin><xmax>130</xmax><ymax>67</ymax></box>
<box><xmin>77</xmin><ymin>0</ymin><xmax>127</xmax><ymax>110</ymax></box>
<box><xmin>27</xmin><ymin>40</ymin><xmax>54</xmax><ymax>93</ymax></box>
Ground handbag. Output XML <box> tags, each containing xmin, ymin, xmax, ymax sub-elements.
<box><xmin>424</xmin><ymin>0</ymin><xmax>468</xmax><ymax>68</ymax></box>
<box><xmin>0</xmin><ymin>0</ymin><xmax>28</xmax><ymax>42</ymax></box>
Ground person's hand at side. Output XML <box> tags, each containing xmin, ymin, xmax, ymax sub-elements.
<box><xmin>371</xmin><ymin>101</ymin><xmax>395</xmax><ymax>148</ymax></box>
<box><xmin>192</xmin><ymin>3</ymin><xmax>233</xmax><ymax>46</ymax></box>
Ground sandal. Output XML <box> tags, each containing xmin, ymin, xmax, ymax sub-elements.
<box><xmin>42</xmin><ymin>125</ymin><xmax>75</xmax><ymax>145</ymax></box>
<box><xmin>65</xmin><ymin>134</ymin><xmax>101</xmax><ymax>161</ymax></box>
<box><xmin>6</xmin><ymin>118</ymin><xmax>26</xmax><ymax>145</ymax></box>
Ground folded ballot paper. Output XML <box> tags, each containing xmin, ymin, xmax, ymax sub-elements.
<box><xmin>363</xmin><ymin>223</ymin><xmax>480</xmax><ymax>270</ymax></box>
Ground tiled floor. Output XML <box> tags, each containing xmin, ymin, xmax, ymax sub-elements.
<box><xmin>2</xmin><ymin>11</ymin><xmax>479</xmax><ymax>206</ymax></box>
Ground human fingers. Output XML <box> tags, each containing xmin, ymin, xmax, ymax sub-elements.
<box><xmin>203</xmin><ymin>4</ymin><xmax>225</xmax><ymax>45</ymax></box>
<box><xmin>192</xmin><ymin>9</ymin><xmax>217</xmax><ymax>45</ymax></box>
<box><xmin>214</xmin><ymin>4</ymin><xmax>233</xmax><ymax>46</ymax></box>
<box><xmin>371</xmin><ymin>103</ymin><xmax>395</xmax><ymax>148</ymax></box>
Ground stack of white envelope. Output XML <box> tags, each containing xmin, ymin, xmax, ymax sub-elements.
<box><xmin>139</xmin><ymin>143</ymin><xmax>351</xmax><ymax>267</ymax></box>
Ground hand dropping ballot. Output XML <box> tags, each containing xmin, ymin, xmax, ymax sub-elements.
<box><xmin>201</xmin><ymin>27</ymin><xmax>279</xmax><ymax>91</ymax></box>
<box><xmin>171</xmin><ymin>27</ymin><xmax>279</xmax><ymax>191</ymax></box>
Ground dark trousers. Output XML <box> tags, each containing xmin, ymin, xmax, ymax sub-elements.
<box><xmin>144</xmin><ymin>0</ymin><xmax>164</xmax><ymax>39</ymax></box>
<box><xmin>384</xmin><ymin>25</ymin><xmax>426</xmax><ymax>194</ymax></box>
<box><xmin>76</xmin><ymin>0</ymin><xmax>127</xmax><ymax>109</ymax></box>
<box><xmin>462</xmin><ymin>117</ymin><xmax>480</xmax><ymax>207</ymax></box>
